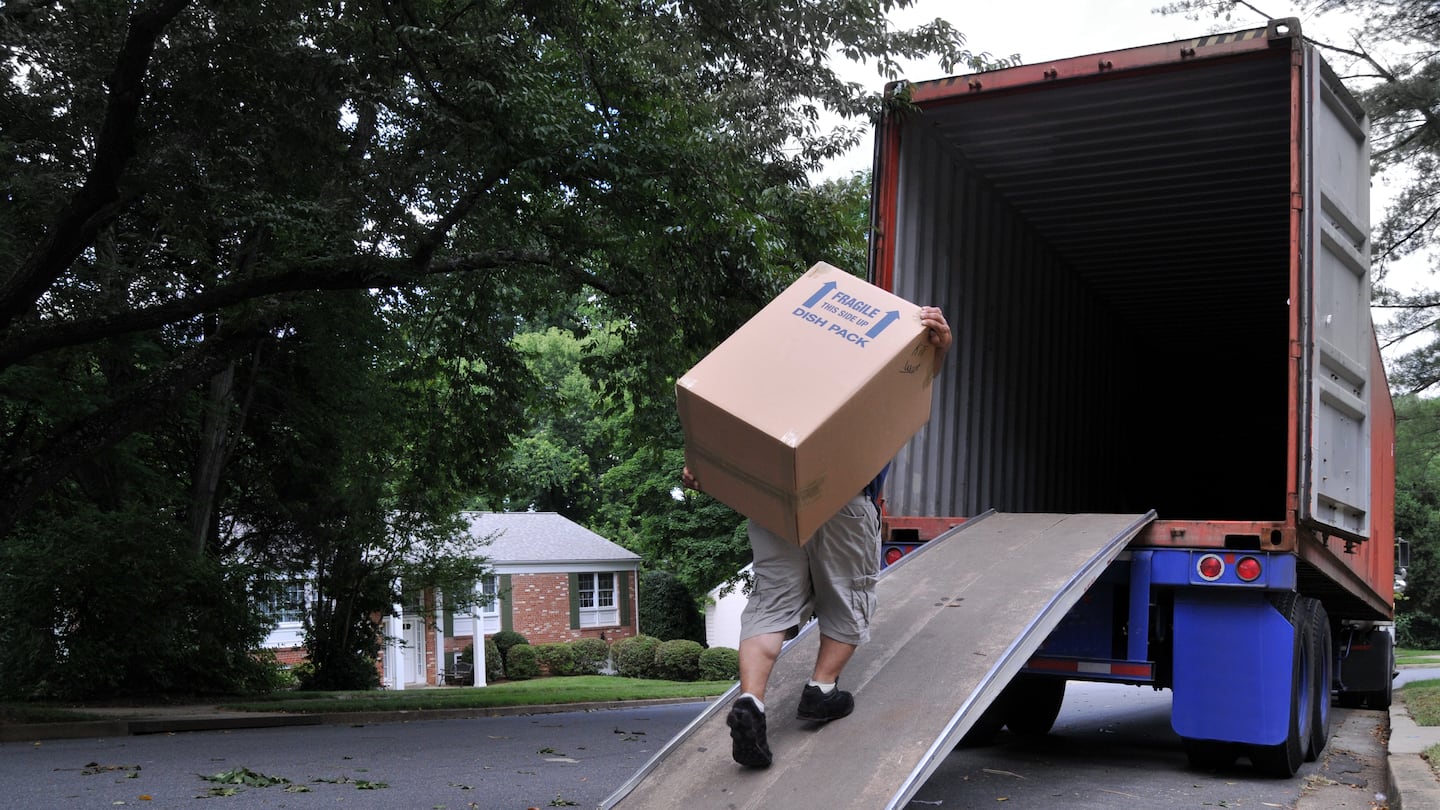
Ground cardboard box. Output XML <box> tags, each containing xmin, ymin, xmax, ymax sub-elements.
<box><xmin>676</xmin><ymin>262</ymin><xmax>936</xmax><ymax>544</ymax></box>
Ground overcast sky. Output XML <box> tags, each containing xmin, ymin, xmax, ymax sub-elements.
<box><xmin>819</xmin><ymin>1</ymin><xmax>1373</xmax><ymax>179</ymax></box>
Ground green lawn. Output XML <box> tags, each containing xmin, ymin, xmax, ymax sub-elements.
<box><xmin>1403</xmin><ymin>678</ymin><xmax>1440</xmax><ymax>726</ymax></box>
<box><xmin>0</xmin><ymin>676</ymin><xmax>734</xmax><ymax>725</ymax></box>
<box><xmin>1397</xmin><ymin>648</ymin><xmax>1440</xmax><ymax>666</ymax></box>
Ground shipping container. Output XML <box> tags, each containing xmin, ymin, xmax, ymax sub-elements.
<box><xmin>872</xmin><ymin>17</ymin><xmax>1395</xmax><ymax>775</ymax></box>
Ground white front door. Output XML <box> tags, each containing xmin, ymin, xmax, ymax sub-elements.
<box><xmin>401</xmin><ymin>619</ymin><xmax>426</xmax><ymax>686</ymax></box>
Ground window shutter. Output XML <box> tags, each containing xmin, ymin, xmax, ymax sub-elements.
<box><xmin>443</xmin><ymin>604</ymin><xmax>455</xmax><ymax>637</ymax></box>
<box><xmin>568</xmin><ymin>572</ymin><xmax>581</xmax><ymax>629</ymax></box>
<box><xmin>618</xmin><ymin>570</ymin><xmax>632</xmax><ymax>627</ymax></box>
<box><xmin>500</xmin><ymin>574</ymin><xmax>513</xmax><ymax>633</ymax></box>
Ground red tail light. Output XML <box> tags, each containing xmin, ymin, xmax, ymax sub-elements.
<box><xmin>1197</xmin><ymin>554</ymin><xmax>1224</xmax><ymax>581</ymax></box>
<box><xmin>1235</xmin><ymin>556</ymin><xmax>1262</xmax><ymax>582</ymax></box>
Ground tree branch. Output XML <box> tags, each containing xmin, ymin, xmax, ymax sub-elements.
<box><xmin>0</xmin><ymin>0</ymin><xmax>191</xmax><ymax>332</ymax></box>
<box><xmin>0</xmin><ymin>322</ymin><xmax>267</xmax><ymax>539</ymax></box>
<box><xmin>0</xmin><ymin>250</ymin><xmax>614</xmax><ymax>368</ymax></box>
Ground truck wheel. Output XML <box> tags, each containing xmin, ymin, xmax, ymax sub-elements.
<box><xmin>1004</xmin><ymin>675</ymin><xmax>1066</xmax><ymax>737</ymax></box>
<box><xmin>959</xmin><ymin>698</ymin><xmax>1008</xmax><ymax>747</ymax></box>
<box><xmin>1307</xmin><ymin>605</ymin><xmax>1333</xmax><ymax>761</ymax></box>
<box><xmin>1249</xmin><ymin>594</ymin><xmax>1316</xmax><ymax>778</ymax></box>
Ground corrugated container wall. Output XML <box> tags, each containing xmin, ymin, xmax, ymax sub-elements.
<box><xmin>878</xmin><ymin>37</ymin><xmax>1299</xmax><ymax>523</ymax></box>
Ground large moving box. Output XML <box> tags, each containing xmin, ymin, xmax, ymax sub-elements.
<box><xmin>676</xmin><ymin>262</ymin><xmax>936</xmax><ymax>544</ymax></box>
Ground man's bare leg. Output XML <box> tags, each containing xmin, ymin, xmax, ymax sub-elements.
<box><xmin>812</xmin><ymin>633</ymin><xmax>856</xmax><ymax>684</ymax></box>
<box><xmin>738</xmin><ymin>630</ymin><xmax>785</xmax><ymax>702</ymax></box>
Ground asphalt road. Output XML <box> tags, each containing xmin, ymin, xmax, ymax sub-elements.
<box><xmin>0</xmin><ymin>702</ymin><xmax>707</xmax><ymax>810</ymax></box>
<box><xmin>2</xmin><ymin>674</ymin><xmax>1415</xmax><ymax>810</ymax></box>
<box><xmin>904</xmin><ymin>679</ymin><xmax>1389</xmax><ymax>810</ymax></box>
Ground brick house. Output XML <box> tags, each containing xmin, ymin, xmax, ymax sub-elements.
<box><xmin>259</xmin><ymin>511</ymin><xmax>643</xmax><ymax>688</ymax></box>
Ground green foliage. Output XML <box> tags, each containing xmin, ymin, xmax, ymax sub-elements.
<box><xmin>0</xmin><ymin>505</ymin><xmax>277</xmax><ymax>700</ymax></box>
<box><xmin>534</xmin><ymin>643</ymin><xmax>577</xmax><ymax>677</ymax></box>
<box><xmin>699</xmin><ymin>646</ymin><xmax>741</xmax><ymax>682</ymax></box>
<box><xmin>505</xmin><ymin>644</ymin><xmax>540</xmax><ymax>680</ymax></box>
<box><xmin>1393</xmin><ymin>395</ymin><xmax>1440</xmax><ymax>638</ymax></box>
<box><xmin>638</xmin><ymin>570</ymin><xmax>706</xmax><ymax>643</ymax></box>
<box><xmin>484</xmin><ymin>638</ymin><xmax>504</xmax><ymax>683</ymax></box>
<box><xmin>654</xmin><ymin>639</ymin><xmax>705</xmax><ymax>681</ymax></box>
<box><xmin>611</xmin><ymin>634</ymin><xmax>663</xmax><ymax>679</ymax></box>
<box><xmin>492</xmin><ymin>630</ymin><xmax>529</xmax><ymax>666</ymax></box>
<box><xmin>568</xmin><ymin>637</ymin><xmax>610</xmax><ymax>676</ymax></box>
<box><xmin>0</xmin><ymin>0</ymin><xmax>977</xmax><ymax>698</ymax></box>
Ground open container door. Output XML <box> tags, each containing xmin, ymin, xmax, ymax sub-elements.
<box><xmin>1300</xmin><ymin>44</ymin><xmax>1373</xmax><ymax>541</ymax></box>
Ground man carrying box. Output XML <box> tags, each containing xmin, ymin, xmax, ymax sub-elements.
<box><xmin>681</xmin><ymin>305</ymin><xmax>951</xmax><ymax>769</ymax></box>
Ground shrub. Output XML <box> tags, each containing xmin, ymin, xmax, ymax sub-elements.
<box><xmin>506</xmin><ymin>643</ymin><xmax>540</xmax><ymax>680</ymax></box>
<box><xmin>483</xmin><ymin>638</ymin><xmax>504</xmax><ymax>682</ymax></box>
<box><xmin>654</xmin><ymin>639</ymin><xmax>704</xmax><ymax>681</ymax></box>
<box><xmin>698</xmin><ymin>646</ymin><xmax>740</xmax><ymax>681</ymax></box>
<box><xmin>491</xmin><ymin>630</ymin><xmax>528</xmax><ymax>677</ymax></box>
<box><xmin>611</xmin><ymin>634</ymin><xmax>662</xmax><ymax>679</ymax></box>
<box><xmin>534</xmin><ymin>642</ymin><xmax>576</xmax><ymax>677</ymax></box>
<box><xmin>569</xmin><ymin>637</ymin><xmax>609</xmax><ymax>675</ymax></box>
<box><xmin>638</xmin><ymin>570</ymin><xmax>706</xmax><ymax>643</ymax></box>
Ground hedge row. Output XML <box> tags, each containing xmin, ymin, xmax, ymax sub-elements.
<box><xmin>459</xmin><ymin>634</ymin><xmax>739</xmax><ymax>682</ymax></box>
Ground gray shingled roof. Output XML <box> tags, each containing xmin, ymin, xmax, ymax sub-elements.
<box><xmin>460</xmin><ymin>511</ymin><xmax>641</xmax><ymax>566</ymax></box>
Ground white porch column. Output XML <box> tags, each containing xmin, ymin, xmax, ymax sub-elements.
<box><xmin>434</xmin><ymin>591</ymin><xmax>445</xmax><ymax>687</ymax></box>
<box><xmin>385</xmin><ymin>612</ymin><xmax>404</xmax><ymax>691</ymax></box>
<box><xmin>472</xmin><ymin>600</ymin><xmax>486</xmax><ymax>687</ymax></box>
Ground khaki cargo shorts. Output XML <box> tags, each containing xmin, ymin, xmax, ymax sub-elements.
<box><xmin>739</xmin><ymin>495</ymin><xmax>881</xmax><ymax>646</ymax></box>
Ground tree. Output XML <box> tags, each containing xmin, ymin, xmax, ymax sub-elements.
<box><xmin>2</xmin><ymin>2</ymin><xmax>994</xmax><ymax>695</ymax></box>
<box><xmin>1394</xmin><ymin>395</ymin><xmax>1440</xmax><ymax>645</ymax></box>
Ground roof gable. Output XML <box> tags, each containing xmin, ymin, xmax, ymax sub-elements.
<box><xmin>460</xmin><ymin>511</ymin><xmax>641</xmax><ymax>567</ymax></box>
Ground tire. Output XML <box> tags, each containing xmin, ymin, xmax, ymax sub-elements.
<box><xmin>1003</xmin><ymin>675</ymin><xmax>1066</xmax><ymax>737</ymax></box>
<box><xmin>1183</xmin><ymin>738</ymin><xmax>1238</xmax><ymax>771</ymax></box>
<box><xmin>1307</xmin><ymin>605</ymin><xmax>1333</xmax><ymax>761</ymax></box>
<box><xmin>1249</xmin><ymin>594</ymin><xmax>1316</xmax><ymax>778</ymax></box>
<box><xmin>959</xmin><ymin>697</ymin><xmax>1008</xmax><ymax>747</ymax></box>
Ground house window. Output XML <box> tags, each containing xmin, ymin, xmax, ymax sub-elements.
<box><xmin>577</xmin><ymin>572</ymin><xmax>618</xmax><ymax>627</ymax></box>
<box><xmin>264</xmin><ymin>580</ymin><xmax>306</xmax><ymax>624</ymax></box>
<box><xmin>479</xmin><ymin>575</ymin><xmax>500</xmax><ymax>618</ymax></box>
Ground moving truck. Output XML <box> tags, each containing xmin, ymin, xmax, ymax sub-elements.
<box><xmin>871</xmin><ymin>18</ymin><xmax>1395</xmax><ymax>776</ymax></box>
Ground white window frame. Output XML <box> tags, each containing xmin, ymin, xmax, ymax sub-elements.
<box><xmin>265</xmin><ymin>580</ymin><xmax>307</xmax><ymax>625</ymax></box>
<box><xmin>577</xmin><ymin>572</ymin><xmax>618</xmax><ymax>628</ymax></box>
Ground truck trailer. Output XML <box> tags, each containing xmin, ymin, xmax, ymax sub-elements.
<box><xmin>602</xmin><ymin>19</ymin><xmax>1396</xmax><ymax>809</ymax></box>
<box><xmin>874</xmin><ymin>17</ymin><xmax>1395</xmax><ymax>777</ymax></box>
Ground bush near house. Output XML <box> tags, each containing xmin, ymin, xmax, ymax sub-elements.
<box><xmin>506</xmin><ymin>644</ymin><xmax>540</xmax><ymax>680</ymax></box>
<box><xmin>484</xmin><ymin>638</ymin><xmax>504</xmax><ymax>682</ymax></box>
<box><xmin>654</xmin><ymin>639</ymin><xmax>704</xmax><ymax>681</ymax></box>
<box><xmin>491</xmin><ymin>630</ymin><xmax>528</xmax><ymax>678</ymax></box>
<box><xmin>699</xmin><ymin>646</ymin><xmax>740</xmax><ymax>681</ymax></box>
<box><xmin>534</xmin><ymin>643</ymin><xmax>577</xmax><ymax>676</ymax></box>
<box><xmin>569</xmin><ymin>637</ymin><xmax>609</xmax><ymax>675</ymax></box>
<box><xmin>612</xmin><ymin>634</ymin><xmax>662</xmax><ymax>679</ymax></box>
<box><xmin>639</xmin><ymin>570</ymin><xmax>706</xmax><ymax>643</ymax></box>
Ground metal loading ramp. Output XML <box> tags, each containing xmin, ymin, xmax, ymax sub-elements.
<box><xmin>600</xmin><ymin>511</ymin><xmax>1156</xmax><ymax>810</ymax></box>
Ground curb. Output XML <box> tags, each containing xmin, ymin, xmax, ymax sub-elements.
<box><xmin>0</xmin><ymin>697</ymin><xmax>710</xmax><ymax>744</ymax></box>
<box><xmin>1389</xmin><ymin>697</ymin><xmax>1440</xmax><ymax>810</ymax></box>
<box><xmin>1389</xmin><ymin>753</ymin><xmax>1440</xmax><ymax>810</ymax></box>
